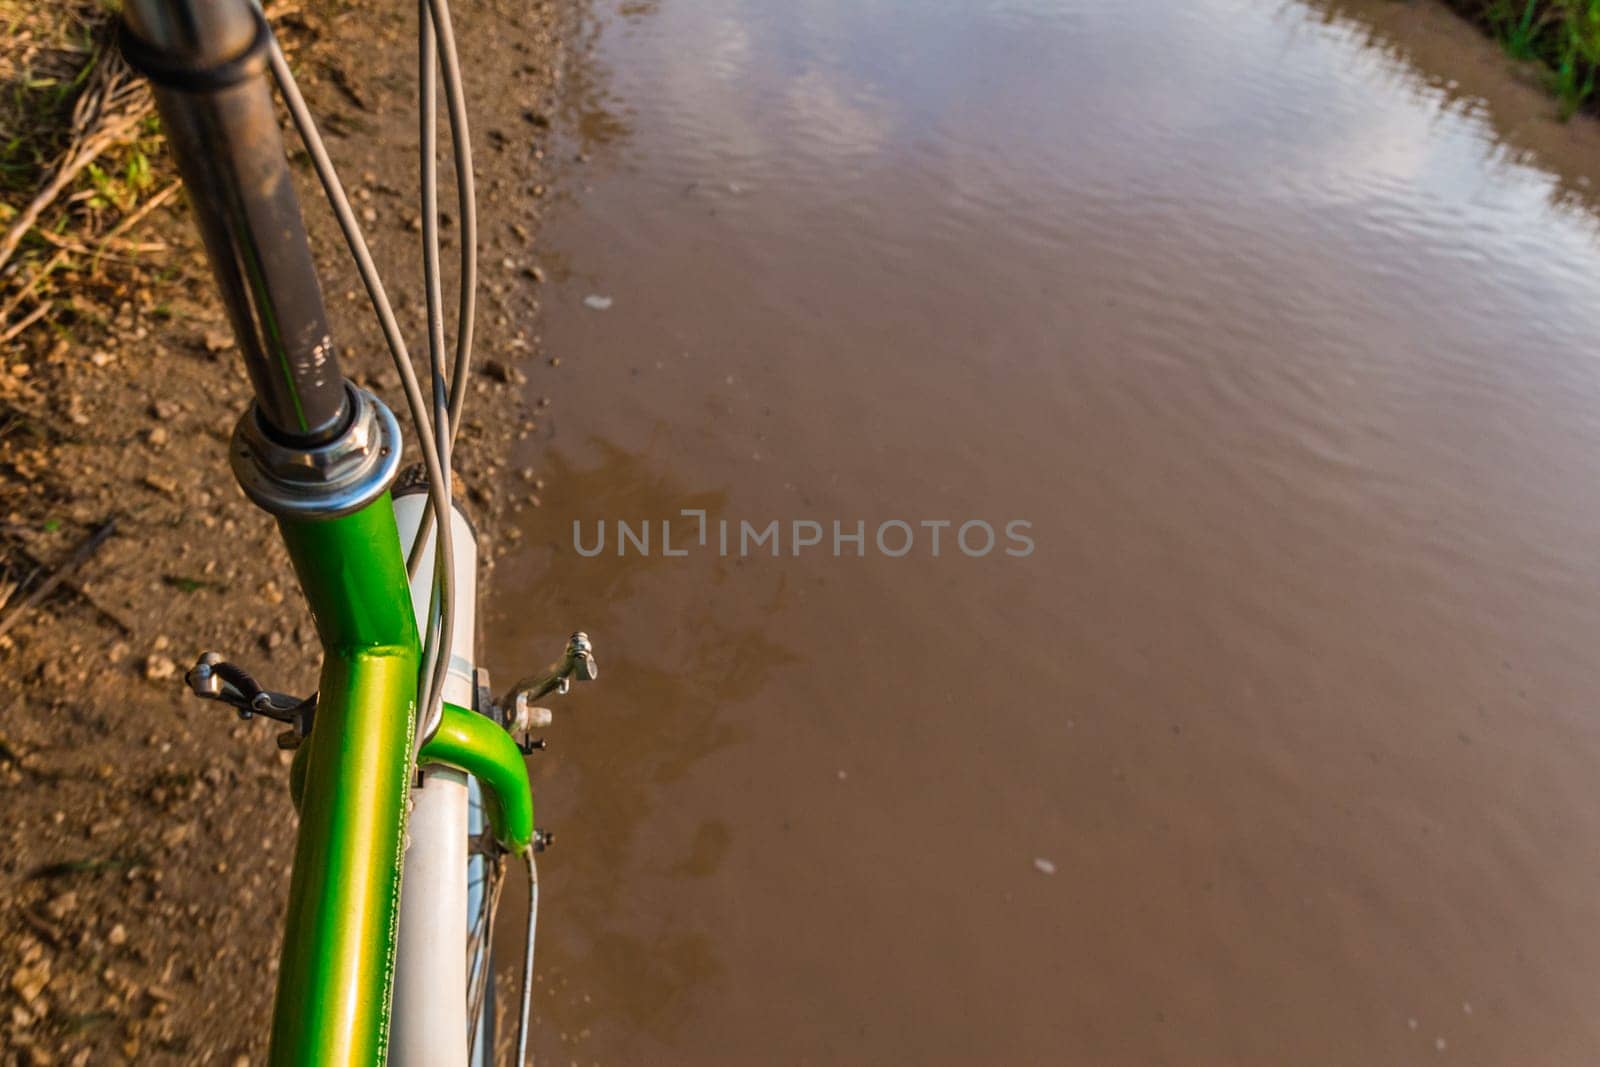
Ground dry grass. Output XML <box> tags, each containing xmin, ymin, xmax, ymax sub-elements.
<box><xmin>0</xmin><ymin>1</ymin><xmax>168</xmax><ymax>350</ymax></box>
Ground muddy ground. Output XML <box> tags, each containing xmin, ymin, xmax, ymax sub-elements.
<box><xmin>0</xmin><ymin>0</ymin><xmax>573</xmax><ymax>1061</ymax></box>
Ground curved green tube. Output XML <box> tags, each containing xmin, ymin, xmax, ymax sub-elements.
<box><xmin>420</xmin><ymin>701</ymin><xmax>535</xmax><ymax>856</ymax></box>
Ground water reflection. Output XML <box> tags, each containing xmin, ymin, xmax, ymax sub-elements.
<box><xmin>488</xmin><ymin>437</ymin><xmax>798</xmax><ymax>1051</ymax></box>
<box><xmin>1299</xmin><ymin>0</ymin><xmax>1600</xmax><ymax>224</ymax></box>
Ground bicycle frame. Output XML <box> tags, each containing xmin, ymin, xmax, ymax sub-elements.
<box><xmin>272</xmin><ymin>499</ymin><xmax>534</xmax><ymax>1063</ymax></box>
<box><xmin>119</xmin><ymin>1</ymin><xmax>538</xmax><ymax>1061</ymax></box>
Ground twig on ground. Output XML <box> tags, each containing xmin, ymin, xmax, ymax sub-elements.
<box><xmin>0</xmin><ymin>519</ymin><xmax>118</xmax><ymax>640</ymax></box>
<box><xmin>100</xmin><ymin>178</ymin><xmax>182</xmax><ymax>243</ymax></box>
<box><xmin>0</xmin><ymin>304</ymin><xmax>50</xmax><ymax>344</ymax></box>
<box><xmin>0</xmin><ymin>249</ymin><xmax>69</xmax><ymax>324</ymax></box>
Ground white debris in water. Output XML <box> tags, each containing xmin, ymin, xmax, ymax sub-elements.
<box><xmin>1435</xmin><ymin>1036</ymin><xmax>1447</xmax><ymax>1052</ymax></box>
<box><xmin>1033</xmin><ymin>857</ymin><xmax>1056</xmax><ymax>876</ymax></box>
<box><xmin>1407</xmin><ymin>1018</ymin><xmax>1419</xmax><ymax>1031</ymax></box>
<box><xmin>583</xmin><ymin>294</ymin><xmax>614</xmax><ymax>310</ymax></box>
<box><xmin>1462</xmin><ymin>1002</ymin><xmax>1472</xmax><ymax>1015</ymax></box>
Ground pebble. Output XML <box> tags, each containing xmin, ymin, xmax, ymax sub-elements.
<box><xmin>582</xmin><ymin>294</ymin><xmax>613</xmax><ymax>311</ymax></box>
<box><xmin>1033</xmin><ymin>857</ymin><xmax>1057</xmax><ymax>875</ymax></box>
<box><xmin>108</xmin><ymin>923</ymin><xmax>127</xmax><ymax>947</ymax></box>
<box><xmin>10</xmin><ymin>962</ymin><xmax>49</xmax><ymax>1005</ymax></box>
<box><xmin>44</xmin><ymin>891</ymin><xmax>77</xmax><ymax>921</ymax></box>
<box><xmin>143</xmin><ymin>654</ymin><xmax>177</xmax><ymax>682</ymax></box>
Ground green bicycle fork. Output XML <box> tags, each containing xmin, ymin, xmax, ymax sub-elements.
<box><xmin>270</xmin><ymin>495</ymin><xmax>536</xmax><ymax>1064</ymax></box>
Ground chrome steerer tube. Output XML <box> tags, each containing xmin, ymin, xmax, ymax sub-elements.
<box><xmin>120</xmin><ymin>0</ymin><xmax>349</xmax><ymax>444</ymax></box>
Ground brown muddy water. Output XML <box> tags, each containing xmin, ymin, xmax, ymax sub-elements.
<box><xmin>486</xmin><ymin>1</ymin><xmax>1600</xmax><ymax>1062</ymax></box>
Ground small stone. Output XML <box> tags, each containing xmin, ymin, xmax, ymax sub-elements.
<box><xmin>582</xmin><ymin>294</ymin><xmax>613</xmax><ymax>311</ymax></box>
<box><xmin>148</xmin><ymin>400</ymin><xmax>179</xmax><ymax>420</ymax></box>
<box><xmin>107</xmin><ymin>924</ymin><xmax>127</xmax><ymax>946</ymax></box>
<box><xmin>523</xmin><ymin>265</ymin><xmax>546</xmax><ymax>283</ymax></box>
<box><xmin>146</xmin><ymin>426</ymin><xmax>168</xmax><ymax>447</ymax></box>
<box><xmin>203</xmin><ymin>330</ymin><xmax>234</xmax><ymax>354</ymax></box>
<box><xmin>43</xmin><ymin>891</ymin><xmax>77</xmax><ymax>921</ymax></box>
<box><xmin>143</xmin><ymin>654</ymin><xmax>177</xmax><ymax>682</ymax></box>
<box><xmin>89</xmin><ymin>350</ymin><xmax>115</xmax><ymax>367</ymax></box>
<box><xmin>1033</xmin><ymin>857</ymin><xmax>1057</xmax><ymax>875</ymax></box>
<box><xmin>142</xmin><ymin>474</ymin><xmax>178</xmax><ymax>496</ymax></box>
<box><xmin>10</xmin><ymin>963</ymin><xmax>49</xmax><ymax>1005</ymax></box>
<box><xmin>482</xmin><ymin>359</ymin><xmax>515</xmax><ymax>384</ymax></box>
